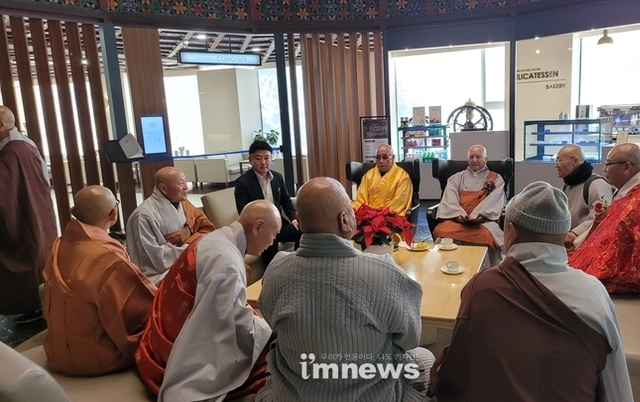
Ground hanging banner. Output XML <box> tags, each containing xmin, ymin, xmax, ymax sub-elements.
<box><xmin>361</xmin><ymin>116</ymin><xmax>390</xmax><ymax>163</ymax></box>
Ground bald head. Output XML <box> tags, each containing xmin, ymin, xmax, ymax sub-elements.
<box><xmin>613</xmin><ymin>143</ymin><xmax>640</xmax><ymax>166</ymax></box>
<box><xmin>71</xmin><ymin>185</ymin><xmax>118</xmax><ymax>228</ymax></box>
<box><xmin>555</xmin><ymin>145</ymin><xmax>586</xmax><ymax>179</ymax></box>
<box><xmin>467</xmin><ymin>145</ymin><xmax>488</xmax><ymax>171</ymax></box>
<box><xmin>605</xmin><ymin>143</ymin><xmax>640</xmax><ymax>190</ymax></box>
<box><xmin>155</xmin><ymin>167</ymin><xmax>188</xmax><ymax>203</ymax></box>
<box><xmin>557</xmin><ymin>144</ymin><xmax>585</xmax><ymax>163</ymax></box>
<box><xmin>0</xmin><ymin>105</ymin><xmax>17</xmax><ymax>139</ymax></box>
<box><xmin>375</xmin><ymin>144</ymin><xmax>395</xmax><ymax>174</ymax></box>
<box><xmin>377</xmin><ymin>144</ymin><xmax>393</xmax><ymax>156</ymax></box>
<box><xmin>238</xmin><ymin>200</ymin><xmax>282</xmax><ymax>256</ymax></box>
<box><xmin>155</xmin><ymin>167</ymin><xmax>184</xmax><ymax>186</ymax></box>
<box><xmin>296</xmin><ymin>177</ymin><xmax>355</xmax><ymax>238</ymax></box>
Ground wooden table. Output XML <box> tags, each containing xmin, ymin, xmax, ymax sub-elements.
<box><xmin>246</xmin><ymin>244</ymin><xmax>487</xmax><ymax>329</ymax></box>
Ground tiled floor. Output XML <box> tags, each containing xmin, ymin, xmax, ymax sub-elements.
<box><xmin>2</xmin><ymin>185</ymin><xmax>435</xmax><ymax>349</ymax></box>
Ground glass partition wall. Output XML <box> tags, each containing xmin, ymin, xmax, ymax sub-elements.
<box><xmin>389</xmin><ymin>43</ymin><xmax>508</xmax><ymax>158</ymax></box>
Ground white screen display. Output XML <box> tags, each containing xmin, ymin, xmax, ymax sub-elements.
<box><xmin>140</xmin><ymin>116</ymin><xmax>167</xmax><ymax>154</ymax></box>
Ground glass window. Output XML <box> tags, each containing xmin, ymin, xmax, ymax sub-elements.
<box><xmin>579</xmin><ymin>29</ymin><xmax>640</xmax><ymax>105</ymax></box>
<box><xmin>258</xmin><ymin>65</ymin><xmax>307</xmax><ymax>156</ymax></box>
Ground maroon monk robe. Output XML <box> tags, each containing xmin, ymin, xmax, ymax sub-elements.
<box><xmin>0</xmin><ymin>140</ymin><xmax>56</xmax><ymax>314</ymax></box>
<box><xmin>431</xmin><ymin>257</ymin><xmax>610</xmax><ymax>402</ymax></box>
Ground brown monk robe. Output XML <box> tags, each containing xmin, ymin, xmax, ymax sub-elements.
<box><xmin>163</xmin><ymin>200</ymin><xmax>216</xmax><ymax>246</ymax></box>
<box><xmin>431</xmin><ymin>257</ymin><xmax>611</xmax><ymax>402</ymax></box>
<box><xmin>0</xmin><ymin>139</ymin><xmax>56</xmax><ymax>315</ymax></box>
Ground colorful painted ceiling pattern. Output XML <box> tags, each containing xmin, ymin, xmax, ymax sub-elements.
<box><xmin>29</xmin><ymin>0</ymin><xmax>540</xmax><ymax>20</ymax></box>
<box><xmin>35</xmin><ymin>0</ymin><xmax>100</xmax><ymax>7</ymax></box>
<box><xmin>255</xmin><ymin>0</ymin><xmax>379</xmax><ymax>21</ymax></box>
<box><xmin>386</xmin><ymin>0</ymin><xmax>514</xmax><ymax>18</ymax></box>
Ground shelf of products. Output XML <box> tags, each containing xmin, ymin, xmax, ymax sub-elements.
<box><xmin>398</xmin><ymin>124</ymin><xmax>449</xmax><ymax>163</ymax></box>
<box><xmin>524</xmin><ymin>118</ymin><xmax>613</xmax><ymax>162</ymax></box>
<box><xmin>598</xmin><ymin>105</ymin><xmax>640</xmax><ymax>136</ymax></box>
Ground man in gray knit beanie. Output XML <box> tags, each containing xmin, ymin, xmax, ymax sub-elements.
<box><xmin>505</xmin><ymin>180</ymin><xmax>571</xmax><ymax>237</ymax></box>
<box><xmin>431</xmin><ymin>181</ymin><xmax>633</xmax><ymax>402</ymax></box>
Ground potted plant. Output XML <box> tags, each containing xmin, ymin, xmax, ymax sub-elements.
<box><xmin>352</xmin><ymin>205</ymin><xmax>414</xmax><ymax>253</ymax></box>
<box><xmin>253</xmin><ymin>129</ymin><xmax>280</xmax><ymax>147</ymax></box>
<box><xmin>178</xmin><ymin>146</ymin><xmax>185</xmax><ymax>156</ymax></box>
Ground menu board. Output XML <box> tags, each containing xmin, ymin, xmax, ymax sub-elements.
<box><xmin>361</xmin><ymin>117</ymin><xmax>389</xmax><ymax>163</ymax></box>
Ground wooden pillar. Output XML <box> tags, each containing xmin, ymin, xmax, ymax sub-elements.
<box><xmin>121</xmin><ymin>27</ymin><xmax>173</xmax><ymax>198</ymax></box>
<box><xmin>0</xmin><ymin>15</ymin><xmax>18</xmax><ymax>127</ymax></box>
<box><xmin>31</xmin><ymin>19</ymin><xmax>71</xmax><ymax>229</ymax></box>
<box><xmin>9</xmin><ymin>17</ymin><xmax>43</xmax><ymax>154</ymax></box>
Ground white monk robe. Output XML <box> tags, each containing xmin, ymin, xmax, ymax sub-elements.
<box><xmin>159</xmin><ymin>222</ymin><xmax>273</xmax><ymax>402</ymax></box>
<box><xmin>126</xmin><ymin>187</ymin><xmax>188</xmax><ymax>283</ymax></box>
<box><xmin>436</xmin><ymin>166</ymin><xmax>506</xmax><ymax>263</ymax></box>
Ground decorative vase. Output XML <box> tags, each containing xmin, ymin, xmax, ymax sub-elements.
<box><xmin>361</xmin><ymin>243</ymin><xmax>394</xmax><ymax>255</ymax></box>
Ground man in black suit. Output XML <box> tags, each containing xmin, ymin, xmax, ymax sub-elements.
<box><xmin>234</xmin><ymin>140</ymin><xmax>302</xmax><ymax>265</ymax></box>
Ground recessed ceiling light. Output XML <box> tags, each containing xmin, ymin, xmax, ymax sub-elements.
<box><xmin>252</xmin><ymin>47</ymin><xmax>261</xmax><ymax>52</ymax></box>
<box><xmin>534</xmin><ymin>36</ymin><xmax>540</xmax><ymax>40</ymax></box>
<box><xmin>535</xmin><ymin>50</ymin><xmax>540</xmax><ymax>54</ymax></box>
<box><xmin>197</xmin><ymin>34</ymin><xmax>206</xmax><ymax>40</ymax></box>
<box><xmin>183</xmin><ymin>41</ymin><xmax>189</xmax><ymax>47</ymax></box>
<box><xmin>81</xmin><ymin>59</ymin><xmax>88</xmax><ymax>65</ymax></box>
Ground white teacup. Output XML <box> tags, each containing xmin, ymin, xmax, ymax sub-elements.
<box><xmin>441</xmin><ymin>238</ymin><xmax>454</xmax><ymax>248</ymax></box>
<box><xmin>445</xmin><ymin>259</ymin><xmax>460</xmax><ymax>272</ymax></box>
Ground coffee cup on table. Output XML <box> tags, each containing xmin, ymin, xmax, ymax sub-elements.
<box><xmin>445</xmin><ymin>259</ymin><xmax>460</xmax><ymax>272</ymax></box>
<box><xmin>441</xmin><ymin>238</ymin><xmax>454</xmax><ymax>248</ymax></box>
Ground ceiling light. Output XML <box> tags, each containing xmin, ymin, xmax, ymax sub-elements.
<box><xmin>183</xmin><ymin>40</ymin><xmax>189</xmax><ymax>47</ymax></box>
<box><xmin>597</xmin><ymin>29</ymin><xmax>613</xmax><ymax>45</ymax></box>
<box><xmin>252</xmin><ymin>47</ymin><xmax>261</xmax><ymax>52</ymax></box>
<box><xmin>535</xmin><ymin>50</ymin><xmax>540</xmax><ymax>54</ymax></box>
<box><xmin>197</xmin><ymin>34</ymin><xmax>206</xmax><ymax>40</ymax></box>
<box><xmin>81</xmin><ymin>59</ymin><xmax>88</xmax><ymax>65</ymax></box>
<box><xmin>534</xmin><ymin>36</ymin><xmax>540</xmax><ymax>40</ymax></box>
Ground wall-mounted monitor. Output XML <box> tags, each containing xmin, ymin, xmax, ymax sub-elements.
<box><xmin>140</xmin><ymin>115</ymin><xmax>168</xmax><ymax>155</ymax></box>
<box><xmin>178</xmin><ymin>50</ymin><xmax>261</xmax><ymax>66</ymax></box>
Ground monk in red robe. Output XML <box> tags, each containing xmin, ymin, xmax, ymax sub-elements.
<box><xmin>0</xmin><ymin>105</ymin><xmax>56</xmax><ymax>319</ymax></box>
<box><xmin>569</xmin><ymin>143</ymin><xmax>640</xmax><ymax>294</ymax></box>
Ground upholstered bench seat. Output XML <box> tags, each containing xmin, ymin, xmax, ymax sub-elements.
<box><xmin>4</xmin><ymin>331</ymin><xmax>256</xmax><ymax>402</ymax></box>
<box><xmin>612</xmin><ymin>297</ymin><xmax>640</xmax><ymax>399</ymax></box>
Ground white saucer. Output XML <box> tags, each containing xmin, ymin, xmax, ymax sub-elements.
<box><xmin>438</xmin><ymin>244</ymin><xmax>458</xmax><ymax>251</ymax></box>
<box><xmin>440</xmin><ymin>266</ymin><xmax>465</xmax><ymax>275</ymax></box>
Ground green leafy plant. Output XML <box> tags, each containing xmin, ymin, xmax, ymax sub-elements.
<box><xmin>253</xmin><ymin>129</ymin><xmax>280</xmax><ymax>146</ymax></box>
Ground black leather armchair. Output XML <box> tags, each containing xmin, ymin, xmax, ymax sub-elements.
<box><xmin>346</xmin><ymin>160</ymin><xmax>421</xmax><ymax>226</ymax></box>
<box><xmin>426</xmin><ymin>158</ymin><xmax>514</xmax><ymax>234</ymax></box>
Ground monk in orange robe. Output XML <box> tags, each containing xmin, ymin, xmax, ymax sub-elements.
<box><xmin>433</xmin><ymin>145</ymin><xmax>506</xmax><ymax>265</ymax></box>
<box><xmin>44</xmin><ymin>186</ymin><xmax>156</xmax><ymax>375</ymax></box>
<box><xmin>569</xmin><ymin>143</ymin><xmax>640</xmax><ymax>295</ymax></box>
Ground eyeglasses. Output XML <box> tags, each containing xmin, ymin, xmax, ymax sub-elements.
<box><xmin>604</xmin><ymin>161</ymin><xmax>634</xmax><ymax>167</ymax></box>
<box><xmin>375</xmin><ymin>154</ymin><xmax>392</xmax><ymax>160</ymax></box>
<box><xmin>554</xmin><ymin>157</ymin><xmax>575</xmax><ymax>164</ymax></box>
<box><xmin>111</xmin><ymin>199</ymin><xmax>120</xmax><ymax>212</ymax></box>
